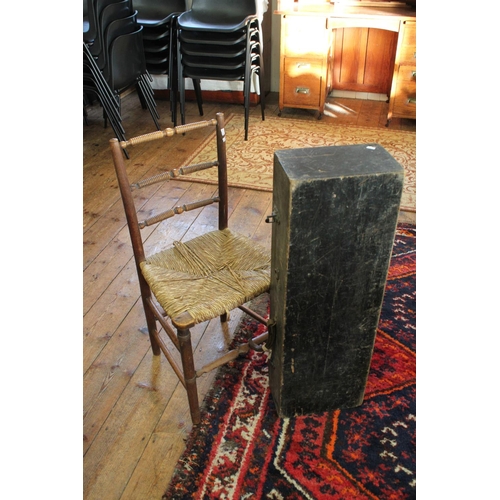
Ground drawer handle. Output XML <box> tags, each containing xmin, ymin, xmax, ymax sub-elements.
<box><xmin>413</xmin><ymin>51</ymin><xmax>416</xmax><ymax>59</ymax></box>
<box><xmin>296</xmin><ymin>62</ymin><xmax>310</xmax><ymax>69</ymax></box>
<box><xmin>407</xmin><ymin>98</ymin><xmax>416</xmax><ymax>105</ymax></box>
<box><xmin>411</xmin><ymin>71</ymin><xmax>416</xmax><ymax>79</ymax></box>
<box><xmin>295</xmin><ymin>87</ymin><xmax>310</xmax><ymax>94</ymax></box>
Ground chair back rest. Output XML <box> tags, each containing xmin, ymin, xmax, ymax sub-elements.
<box><xmin>84</xmin><ymin>0</ymin><xmax>98</xmax><ymax>42</ymax></box>
<box><xmin>95</xmin><ymin>0</ymin><xmax>133</xmax><ymax>68</ymax></box>
<box><xmin>109</xmin><ymin>113</ymin><xmax>228</xmax><ymax>265</ymax></box>
<box><xmin>191</xmin><ymin>0</ymin><xmax>256</xmax><ymax>19</ymax></box>
<box><xmin>102</xmin><ymin>0</ymin><xmax>132</xmax><ymax>31</ymax></box>
<box><xmin>178</xmin><ymin>0</ymin><xmax>257</xmax><ymax>30</ymax></box>
<box><xmin>133</xmin><ymin>0</ymin><xmax>186</xmax><ymax>21</ymax></box>
<box><xmin>88</xmin><ymin>0</ymin><xmax>127</xmax><ymax>55</ymax></box>
<box><xmin>106</xmin><ymin>24</ymin><xmax>145</xmax><ymax>90</ymax></box>
<box><xmin>95</xmin><ymin>0</ymin><xmax>124</xmax><ymax>20</ymax></box>
<box><xmin>104</xmin><ymin>9</ymin><xmax>138</xmax><ymax>51</ymax></box>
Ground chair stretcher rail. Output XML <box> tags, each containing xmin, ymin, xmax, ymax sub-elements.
<box><xmin>119</xmin><ymin>118</ymin><xmax>217</xmax><ymax>148</ymax></box>
<box><xmin>196</xmin><ymin>332</ymin><xmax>269</xmax><ymax>377</ymax></box>
<box><xmin>139</xmin><ymin>197</ymin><xmax>220</xmax><ymax>228</ymax></box>
<box><xmin>131</xmin><ymin>162</ymin><xmax>218</xmax><ymax>189</ymax></box>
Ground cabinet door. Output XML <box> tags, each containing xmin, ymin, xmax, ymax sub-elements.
<box><xmin>330</xmin><ymin>27</ymin><xmax>397</xmax><ymax>95</ymax></box>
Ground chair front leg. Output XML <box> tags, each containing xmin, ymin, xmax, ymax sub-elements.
<box><xmin>141</xmin><ymin>296</ymin><xmax>161</xmax><ymax>356</ymax></box>
<box><xmin>177</xmin><ymin>327</ymin><xmax>201</xmax><ymax>425</ymax></box>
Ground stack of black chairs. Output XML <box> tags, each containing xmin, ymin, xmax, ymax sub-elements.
<box><xmin>176</xmin><ymin>0</ymin><xmax>265</xmax><ymax>140</ymax></box>
<box><xmin>133</xmin><ymin>0</ymin><xmax>203</xmax><ymax>126</ymax></box>
<box><xmin>83</xmin><ymin>0</ymin><xmax>161</xmax><ymax>152</ymax></box>
<box><xmin>84</xmin><ymin>42</ymin><xmax>126</xmax><ymax>146</ymax></box>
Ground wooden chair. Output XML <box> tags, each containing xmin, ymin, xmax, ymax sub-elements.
<box><xmin>109</xmin><ymin>112</ymin><xmax>270</xmax><ymax>424</ymax></box>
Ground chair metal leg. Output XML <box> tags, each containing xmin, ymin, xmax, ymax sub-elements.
<box><xmin>178</xmin><ymin>327</ymin><xmax>201</xmax><ymax>425</ymax></box>
<box><xmin>256</xmin><ymin>27</ymin><xmax>266</xmax><ymax>122</ymax></box>
<box><xmin>169</xmin><ymin>69</ymin><xmax>178</xmax><ymax>126</ymax></box>
<box><xmin>193</xmin><ymin>79</ymin><xmax>203</xmax><ymax>116</ymax></box>
<box><xmin>260</xmin><ymin>80</ymin><xmax>266</xmax><ymax>121</ymax></box>
<box><xmin>177</xmin><ymin>42</ymin><xmax>186</xmax><ymax>126</ymax></box>
<box><xmin>179</xmin><ymin>76</ymin><xmax>186</xmax><ymax>125</ymax></box>
<box><xmin>258</xmin><ymin>59</ymin><xmax>265</xmax><ymax>121</ymax></box>
<box><xmin>243</xmin><ymin>70</ymin><xmax>251</xmax><ymax>141</ymax></box>
<box><xmin>138</xmin><ymin>79</ymin><xmax>161</xmax><ymax>130</ymax></box>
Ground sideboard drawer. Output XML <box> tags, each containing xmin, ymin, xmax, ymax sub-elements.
<box><xmin>397</xmin><ymin>65</ymin><xmax>416</xmax><ymax>83</ymax></box>
<box><xmin>393</xmin><ymin>75</ymin><xmax>416</xmax><ymax>118</ymax></box>
<box><xmin>283</xmin><ymin>57</ymin><xmax>323</xmax><ymax>107</ymax></box>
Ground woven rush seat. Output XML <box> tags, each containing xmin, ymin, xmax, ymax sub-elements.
<box><xmin>141</xmin><ymin>228</ymin><xmax>270</xmax><ymax>326</ymax></box>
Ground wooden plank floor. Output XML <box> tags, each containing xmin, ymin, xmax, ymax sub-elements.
<box><xmin>83</xmin><ymin>91</ymin><xmax>416</xmax><ymax>500</ymax></box>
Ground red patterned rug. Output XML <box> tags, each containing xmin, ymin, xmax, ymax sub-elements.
<box><xmin>164</xmin><ymin>224</ymin><xmax>416</xmax><ymax>500</ymax></box>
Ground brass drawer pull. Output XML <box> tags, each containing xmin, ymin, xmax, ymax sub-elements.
<box><xmin>407</xmin><ymin>98</ymin><xmax>416</xmax><ymax>105</ymax></box>
<box><xmin>411</xmin><ymin>71</ymin><xmax>416</xmax><ymax>79</ymax></box>
<box><xmin>295</xmin><ymin>87</ymin><xmax>310</xmax><ymax>94</ymax></box>
<box><xmin>296</xmin><ymin>62</ymin><xmax>311</xmax><ymax>69</ymax></box>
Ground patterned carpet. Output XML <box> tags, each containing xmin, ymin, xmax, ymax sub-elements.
<box><xmin>177</xmin><ymin>115</ymin><xmax>416</xmax><ymax>212</ymax></box>
<box><xmin>164</xmin><ymin>224</ymin><xmax>416</xmax><ymax>499</ymax></box>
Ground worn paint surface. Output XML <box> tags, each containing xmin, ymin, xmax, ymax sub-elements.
<box><xmin>269</xmin><ymin>144</ymin><xmax>404</xmax><ymax>417</ymax></box>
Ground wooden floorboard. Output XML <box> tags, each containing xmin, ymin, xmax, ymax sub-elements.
<box><xmin>83</xmin><ymin>91</ymin><xmax>415</xmax><ymax>499</ymax></box>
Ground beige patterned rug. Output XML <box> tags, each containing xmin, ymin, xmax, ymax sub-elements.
<box><xmin>179</xmin><ymin>114</ymin><xmax>416</xmax><ymax>212</ymax></box>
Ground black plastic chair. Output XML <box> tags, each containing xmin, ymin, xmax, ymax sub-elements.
<box><xmin>104</xmin><ymin>16</ymin><xmax>161</xmax><ymax>130</ymax></box>
<box><xmin>176</xmin><ymin>0</ymin><xmax>265</xmax><ymax>140</ymax></box>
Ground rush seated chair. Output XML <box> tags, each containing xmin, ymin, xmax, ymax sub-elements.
<box><xmin>109</xmin><ymin>112</ymin><xmax>270</xmax><ymax>424</ymax></box>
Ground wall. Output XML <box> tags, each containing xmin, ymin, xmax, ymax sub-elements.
<box><xmin>270</xmin><ymin>0</ymin><xmax>281</xmax><ymax>93</ymax></box>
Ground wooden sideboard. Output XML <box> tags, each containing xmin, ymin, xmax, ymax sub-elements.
<box><xmin>387</xmin><ymin>18</ymin><xmax>416</xmax><ymax>123</ymax></box>
<box><xmin>274</xmin><ymin>1</ymin><xmax>416</xmax><ymax>124</ymax></box>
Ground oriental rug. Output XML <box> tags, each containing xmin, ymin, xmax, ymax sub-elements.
<box><xmin>178</xmin><ymin>115</ymin><xmax>416</xmax><ymax>212</ymax></box>
<box><xmin>163</xmin><ymin>224</ymin><xmax>416</xmax><ymax>500</ymax></box>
